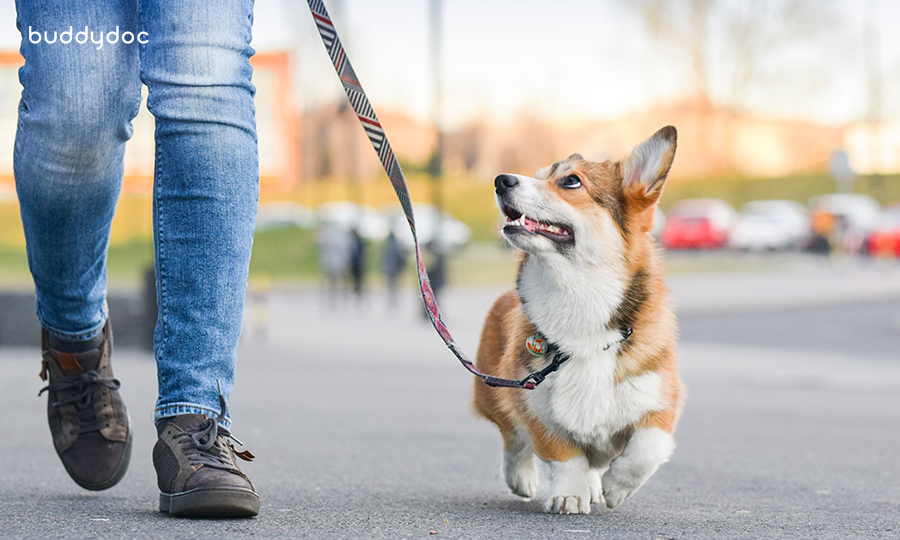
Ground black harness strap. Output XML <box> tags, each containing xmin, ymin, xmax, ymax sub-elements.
<box><xmin>519</xmin><ymin>326</ymin><xmax>633</xmax><ymax>387</ymax></box>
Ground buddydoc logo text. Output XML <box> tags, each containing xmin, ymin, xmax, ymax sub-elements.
<box><xmin>29</xmin><ymin>27</ymin><xmax>148</xmax><ymax>50</ymax></box>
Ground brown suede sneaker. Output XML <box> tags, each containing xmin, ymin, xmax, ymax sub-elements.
<box><xmin>153</xmin><ymin>395</ymin><xmax>258</xmax><ymax>518</ymax></box>
<box><xmin>38</xmin><ymin>321</ymin><xmax>132</xmax><ymax>491</ymax></box>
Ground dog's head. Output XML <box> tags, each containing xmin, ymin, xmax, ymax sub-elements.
<box><xmin>495</xmin><ymin>126</ymin><xmax>676</xmax><ymax>262</ymax></box>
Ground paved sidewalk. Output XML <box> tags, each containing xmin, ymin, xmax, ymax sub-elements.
<box><xmin>0</xmin><ymin>271</ymin><xmax>898</xmax><ymax>539</ymax></box>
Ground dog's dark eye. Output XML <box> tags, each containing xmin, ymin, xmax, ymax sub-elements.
<box><xmin>559</xmin><ymin>175</ymin><xmax>582</xmax><ymax>189</ymax></box>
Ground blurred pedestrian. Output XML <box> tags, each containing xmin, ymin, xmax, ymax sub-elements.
<box><xmin>348</xmin><ymin>226</ymin><xmax>367</xmax><ymax>299</ymax></box>
<box><xmin>830</xmin><ymin>214</ymin><xmax>849</xmax><ymax>254</ymax></box>
<box><xmin>316</xmin><ymin>222</ymin><xmax>351</xmax><ymax>307</ymax></box>
<box><xmin>809</xmin><ymin>208</ymin><xmax>834</xmax><ymax>254</ymax></box>
<box><xmin>246</xmin><ymin>276</ymin><xmax>271</xmax><ymax>344</ymax></box>
<box><xmin>380</xmin><ymin>231</ymin><xmax>408</xmax><ymax>308</ymax></box>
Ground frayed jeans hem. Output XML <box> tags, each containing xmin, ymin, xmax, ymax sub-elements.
<box><xmin>154</xmin><ymin>403</ymin><xmax>231</xmax><ymax>430</ymax></box>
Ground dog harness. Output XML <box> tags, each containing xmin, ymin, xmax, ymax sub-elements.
<box><xmin>524</xmin><ymin>326</ymin><xmax>633</xmax><ymax>385</ymax></box>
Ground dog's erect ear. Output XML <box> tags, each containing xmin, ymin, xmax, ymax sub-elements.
<box><xmin>622</xmin><ymin>126</ymin><xmax>677</xmax><ymax>199</ymax></box>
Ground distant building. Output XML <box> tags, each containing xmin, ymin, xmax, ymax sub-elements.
<box><xmin>0</xmin><ymin>50</ymin><xmax>300</xmax><ymax>246</ymax></box>
<box><xmin>844</xmin><ymin>122</ymin><xmax>900</xmax><ymax>175</ymax></box>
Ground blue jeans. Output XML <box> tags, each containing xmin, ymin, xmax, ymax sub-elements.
<box><xmin>14</xmin><ymin>0</ymin><xmax>259</xmax><ymax>428</ymax></box>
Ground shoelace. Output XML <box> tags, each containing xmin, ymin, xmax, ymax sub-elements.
<box><xmin>174</xmin><ymin>390</ymin><xmax>254</xmax><ymax>471</ymax></box>
<box><xmin>38</xmin><ymin>371</ymin><xmax>121</xmax><ymax>434</ymax></box>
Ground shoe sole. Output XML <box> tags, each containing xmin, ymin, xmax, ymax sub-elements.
<box><xmin>160</xmin><ymin>487</ymin><xmax>260</xmax><ymax>518</ymax></box>
<box><xmin>64</xmin><ymin>427</ymin><xmax>133</xmax><ymax>492</ymax></box>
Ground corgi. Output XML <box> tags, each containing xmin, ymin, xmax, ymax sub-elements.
<box><xmin>473</xmin><ymin>126</ymin><xmax>683</xmax><ymax>514</ymax></box>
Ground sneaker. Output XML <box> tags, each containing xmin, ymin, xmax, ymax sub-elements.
<box><xmin>153</xmin><ymin>392</ymin><xmax>258</xmax><ymax>518</ymax></box>
<box><xmin>38</xmin><ymin>321</ymin><xmax>132</xmax><ymax>491</ymax></box>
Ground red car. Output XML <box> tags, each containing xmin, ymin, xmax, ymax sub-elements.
<box><xmin>866</xmin><ymin>203</ymin><xmax>900</xmax><ymax>257</ymax></box>
<box><xmin>661</xmin><ymin>199</ymin><xmax>736</xmax><ymax>250</ymax></box>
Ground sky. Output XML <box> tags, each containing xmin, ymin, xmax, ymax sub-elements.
<box><xmin>2</xmin><ymin>0</ymin><xmax>899</xmax><ymax>128</ymax></box>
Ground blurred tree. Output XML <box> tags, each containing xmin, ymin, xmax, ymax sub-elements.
<box><xmin>626</xmin><ymin>0</ymin><xmax>841</xmax><ymax>174</ymax></box>
<box><xmin>632</xmin><ymin>0</ymin><xmax>839</xmax><ymax>113</ymax></box>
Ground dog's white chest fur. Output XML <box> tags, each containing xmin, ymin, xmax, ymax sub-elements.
<box><xmin>519</xmin><ymin>260</ymin><xmax>663</xmax><ymax>444</ymax></box>
<box><xmin>533</xmin><ymin>357</ymin><xmax>662</xmax><ymax>444</ymax></box>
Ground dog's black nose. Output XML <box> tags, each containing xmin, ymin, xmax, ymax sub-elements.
<box><xmin>494</xmin><ymin>174</ymin><xmax>519</xmax><ymax>195</ymax></box>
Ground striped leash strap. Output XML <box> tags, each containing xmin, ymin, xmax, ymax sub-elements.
<box><xmin>305</xmin><ymin>0</ymin><xmax>536</xmax><ymax>389</ymax></box>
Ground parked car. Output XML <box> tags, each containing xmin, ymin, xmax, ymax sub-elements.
<box><xmin>661</xmin><ymin>199</ymin><xmax>736</xmax><ymax>250</ymax></box>
<box><xmin>728</xmin><ymin>200</ymin><xmax>810</xmax><ymax>251</ymax></box>
<box><xmin>808</xmin><ymin>193</ymin><xmax>881</xmax><ymax>254</ymax></box>
<box><xmin>388</xmin><ymin>203</ymin><xmax>472</xmax><ymax>254</ymax></box>
<box><xmin>866</xmin><ymin>203</ymin><xmax>900</xmax><ymax>257</ymax></box>
<box><xmin>255</xmin><ymin>202</ymin><xmax>315</xmax><ymax>231</ymax></box>
<box><xmin>315</xmin><ymin>201</ymin><xmax>389</xmax><ymax>240</ymax></box>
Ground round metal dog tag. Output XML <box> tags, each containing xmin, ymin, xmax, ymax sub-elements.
<box><xmin>525</xmin><ymin>334</ymin><xmax>546</xmax><ymax>356</ymax></box>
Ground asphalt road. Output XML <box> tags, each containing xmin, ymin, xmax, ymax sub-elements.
<box><xmin>680</xmin><ymin>300</ymin><xmax>900</xmax><ymax>360</ymax></box>
<box><xmin>1</xmin><ymin>268</ymin><xmax>898</xmax><ymax>539</ymax></box>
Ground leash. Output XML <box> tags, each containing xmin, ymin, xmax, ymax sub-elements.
<box><xmin>305</xmin><ymin>0</ymin><xmax>630</xmax><ymax>389</ymax></box>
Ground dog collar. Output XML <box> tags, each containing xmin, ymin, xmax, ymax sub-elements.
<box><xmin>523</xmin><ymin>326</ymin><xmax>633</xmax><ymax>386</ymax></box>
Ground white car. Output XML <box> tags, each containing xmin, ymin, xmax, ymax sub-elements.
<box><xmin>255</xmin><ymin>202</ymin><xmax>315</xmax><ymax>231</ymax></box>
<box><xmin>315</xmin><ymin>201</ymin><xmax>389</xmax><ymax>240</ymax></box>
<box><xmin>387</xmin><ymin>203</ymin><xmax>472</xmax><ymax>254</ymax></box>
<box><xmin>729</xmin><ymin>200</ymin><xmax>810</xmax><ymax>251</ymax></box>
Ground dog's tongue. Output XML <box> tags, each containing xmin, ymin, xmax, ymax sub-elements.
<box><xmin>522</xmin><ymin>216</ymin><xmax>539</xmax><ymax>232</ymax></box>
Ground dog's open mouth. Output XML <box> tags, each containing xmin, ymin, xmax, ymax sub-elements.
<box><xmin>502</xmin><ymin>205</ymin><xmax>573</xmax><ymax>242</ymax></box>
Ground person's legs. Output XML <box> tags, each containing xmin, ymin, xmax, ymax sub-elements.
<box><xmin>15</xmin><ymin>0</ymin><xmax>142</xmax><ymax>340</ymax></box>
<box><xmin>139</xmin><ymin>0</ymin><xmax>258</xmax><ymax>428</ymax></box>
<box><xmin>139</xmin><ymin>0</ymin><xmax>259</xmax><ymax>517</ymax></box>
<box><xmin>14</xmin><ymin>0</ymin><xmax>142</xmax><ymax>490</ymax></box>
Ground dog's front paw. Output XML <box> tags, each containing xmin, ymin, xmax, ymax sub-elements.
<box><xmin>503</xmin><ymin>449</ymin><xmax>538</xmax><ymax>499</ymax></box>
<box><xmin>601</xmin><ymin>428</ymin><xmax>675</xmax><ymax>508</ymax></box>
<box><xmin>601</xmin><ymin>479</ymin><xmax>633</xmax><ymax>509</ymax></box>
<box><xmin>545</xmin><ymin>494</ymin><xmax>591</xmax><ymax>514</ymax></box>
<box><xmin>506</xmin><ymin>462</ymin><xmax>538</xmax><ymax>499</ymax></box>
<box><xmin>545</xmin><ymin>456</ymin><xmax>591</xmax><ymax>514</ymax></box>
